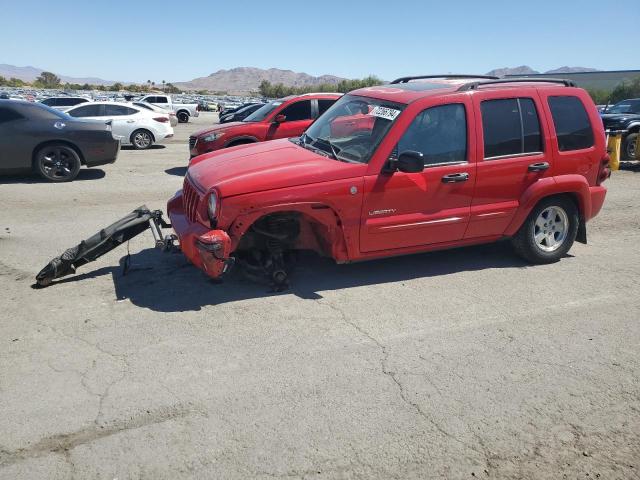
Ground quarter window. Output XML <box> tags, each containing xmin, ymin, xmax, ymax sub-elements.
<box><xmin>481</xmin><ymin>98</ymin><xmax>542</xmax><ymax>159</ymax></box>
<box><xmin>280</xmin><ymin>100</ymin><xmax>312</xmax><ymax>121</ymax></box>
<box><xmin>548</xmin><ymin>96</ymin><xmax>594</xmax><ymax>151</ymax></box>
<box><xmin>0</xmin><ymin>107</ymin><xmax>24</xmax><ymax>124</ymax></box>
<box><xmin>397</xmin><ymin>103</ymin><xmax>467</xmax><ymax>166</ymax></box>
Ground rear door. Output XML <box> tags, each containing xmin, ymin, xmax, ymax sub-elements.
<box><xmin>0</xmin><ymin>106</ymin><xmax>29</xmax><ymax>170</ymax></box>
<box><xmin>104</xmin><ymin>105</ymin><xmax>140</xmax><ymax>141</ymax></box>
<box><xmin>465</xmin><ymin>91</ymin><xmax>552</xmax><ymax>238</ymax></box>
<box><xmin>266</xmin><ymin>99</ymin><xmax>314</xmax><ymax>140</ymax></box>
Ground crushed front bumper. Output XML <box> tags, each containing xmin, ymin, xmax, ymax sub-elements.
<box><xmin>167</xmin><ymin>192</ymin><xmax>233</xmax><ymax>279</ymax></box>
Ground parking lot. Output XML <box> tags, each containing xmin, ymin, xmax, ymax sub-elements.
<box><xmin>1</xmin><ymin>112</ymin><xmax>639</xmax><ymax>479</ymax></box>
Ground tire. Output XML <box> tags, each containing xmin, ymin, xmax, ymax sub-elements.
<box><xmin>130</xmin><ymin>129</ymin><xmax>154</xmax><ymax>150</ymax></box>
<box><xmin>34</xmin><ymin>144</ymin><xmax>81</xmax><ymax>182</ymax></box>
<box><xmin>177</xmin><ymin>111</ymin><xmax>189</xmax><ymax>123</ymax></box>
<box><xmin>226</xmin><ymin>140</ymin><xmax>254</xmax><ymax>148</ymax></box>
<box><xmin>511</xmin><ymin>196</ymin><xmax>579</xmax><ymax>264</ymax></box>
<box><xmin>622</xmin><ymin>132</ymin><xmax>638</xmax><ymax>160</ymax></box>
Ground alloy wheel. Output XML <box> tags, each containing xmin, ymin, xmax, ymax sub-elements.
<box><xmin>40</xmin><ymin>148</ymin><xmax>76</xmax><ymax>180</ymax></box>
<box><xmin>533</xmin><ymin>206</ymin><xmax>569</xmax><ymax>252</ymax></box>
<box><xmin>133</xmin><ymin>131</ymin><xmax>152</xmax><ymax>149</ymax></box>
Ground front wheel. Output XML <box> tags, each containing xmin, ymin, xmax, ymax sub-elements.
<box><xmin>511</xmin><ymin>197</ymin><xmax>578</xmax><ymax>264</ymax></box>
<box><xmin>130</xmin><ymin>129</ymin><xmax>154</xmax><ymax>150</ymax></box>
<box><xmin>622</xmin><ymin>132</ymin><xmax>638</xmax><ymax>160</ymax></box>
<box><xmin>177</xmin><ymin>111</ymin><xmax>189</xmax><ymax>123</ymax></box>
<box><xmin>34</xmin><ymin>144</ymin><xmax>81</xmax><ymax>182</ymax></box>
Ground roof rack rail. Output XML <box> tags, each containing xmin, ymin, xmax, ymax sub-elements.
<box><xmin>457</xmin><ymin>78</ymin><xmax>576</xmax><ymax>91</ymax></box>
<box><xmin>390</xmin><ymin>74</ymin><xmax>499</xmax><ymax>84</ymax></box>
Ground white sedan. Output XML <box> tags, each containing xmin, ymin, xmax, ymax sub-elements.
<box><xmin>65</xmin><ymin>102</ymin><xmax>174</xmax><ymax>150</ymax></box>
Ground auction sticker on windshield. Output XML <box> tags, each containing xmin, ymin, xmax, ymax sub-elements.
<box><xmin>369</xmin><ymin>106</ymin><xmax>401</xmax><ymax>121</ymax></box>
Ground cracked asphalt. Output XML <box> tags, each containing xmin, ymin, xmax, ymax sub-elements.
<box><xmin>1</xmin><ymin>113</ymin><xmax>639</xmax><ymax>479</ymax></box>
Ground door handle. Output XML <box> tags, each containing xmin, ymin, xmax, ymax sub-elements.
<box><xmin>126</xmin><ymin>120</ymin><xmax>135</xmax><ymax>123</ymax></box>
<box><xmin>528</xmin><ymin>162</ymin><xmax>550</xmax><ymax>172</ymax></box>
<box><xmin>441</xmin><ymin>172</ymin><xmax>469</xmax><ymax>183</ymax></box>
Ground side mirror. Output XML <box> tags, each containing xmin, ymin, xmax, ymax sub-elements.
<box><xmin>274</xmin><ymin>114</ymin><xmax>286</xmax><ymax>123</ymax></box>
<box><xmin>396</xmin><ymin>151</ymin><xmax>424</xmax><ymax>173</ymax></box>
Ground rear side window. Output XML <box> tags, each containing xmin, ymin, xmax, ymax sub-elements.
<box><xmin>0</xmin><ymin>107</ymin><xmax>24</xmax><ymax>124</ymax></box>
<box><xmin>58</xmin><ymin>98</ymin><xmax>86</xmax><ymax>106</ymax></box>
<box><xmin>280</xmin><ymin>100</ymin><xmax>312</xmax><ymax>121</ymax></box>
<box><xmin>481</xmin><ymin>98</ymin><xmax>542</xmax><ymax>159</ymax></box>
<box><xmin>318</xmin><ymin>99</ymin><xmax>336</xmax><ymax>116</ymax></box>
<box><xmin>153</xmin><ymin>96</ymin><xmax>168</xmax><ymax>104</ymax></box>
<box><xmin>104</xmin><ymin>105</ymin><xmax>137</xmax><ymax>116</ymax></box>
<box><xmin>548</xmin><ymin>96</ymin><xmax>594</xmax><ymax>151</ymax></box>
<box><xmin>68</xmin><ymin>104</ymin><xmax>104</xmax><ymax>117</ymax></box>
<box><xmin>397</xmin><ymin>103</ymin><xmax>467</xmax><ymax>166</ymax></box>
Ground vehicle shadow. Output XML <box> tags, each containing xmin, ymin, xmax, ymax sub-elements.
<box><xmin>0</xmin><ymin>169</ymin><xmax>106</xmax><ymax>184</ymax></box>
<box><xmin>121</xmin><ymin>145</ymin><xmax>166</xmax><ymax>151</ymax></box>
<box><xmin>43</xmin><ymin>242</ymin><xmax>529</xmax><ymax>312</ymax></box>
<box><xmin>619</xmin><ymin>161</ymin><xmax>640</xmax><ymax>172</ymax></box>
<box><xmin>165</xmin><ymin>166</ymin><xmax>187</xmax><ymax>177</ymax></box>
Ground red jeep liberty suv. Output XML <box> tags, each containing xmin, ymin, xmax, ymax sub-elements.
<box><xmin>189</xmin><ymin>92</ymin><xmax>342</xmax><ymax>157</ymax></box>
<box><xmin>169</xmin><ymin>75</ymin><xmax>609</xmax><ymax>286</ymax></box>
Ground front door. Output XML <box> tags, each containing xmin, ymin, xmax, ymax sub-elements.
<box><xmin>360</xmin><ymin>102</ymin><xmax>476</xmax><ymax>253</ymax></box>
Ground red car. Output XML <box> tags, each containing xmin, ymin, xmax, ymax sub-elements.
<box><xmin>188</xmin><ymin>93</ymin><xmax>342</xmax><ymax>157</ymax></box>
<box><xmin>169</xmin><ymin>75</ymin><xmax>610</xmax><ymax>286</ymax></box>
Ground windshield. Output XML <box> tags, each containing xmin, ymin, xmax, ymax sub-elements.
<box><xmin>606</xmin><ymin>100</ymin><xmax>640</xmax><ymax>114</ymax></box>
<box><xmin>243</xmin><ymin>100</ymin><xmax>283</xmax><ymax>122</ymax></box>
<box><xmin>300</xmin><ymin>94</ymin><xmax>405</xmax><ymax>164</ymax></box>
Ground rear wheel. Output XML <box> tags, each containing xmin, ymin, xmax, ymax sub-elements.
<box><xmin>511</xmin><ymin>196</ymin><xmax>578</xmax><ymax>264</ymax></box>
<box><xmin>34</xmin><ymin>144</ymin><xmax>81</xmax><ymax>182</ymax></box>
<box><xmin>130</xmin><ymin>129</ymin><xmax>154</xmax><ymax>150</ymax></box>
<box><xmin>622</xmin><ymin>132</ymin><xmax>638</xmax><ymax>160</ymax></box>
<box><xmin>177</xmin><ymin>111</ymin><xmax>189</xmax><ymax>123</ymax></box>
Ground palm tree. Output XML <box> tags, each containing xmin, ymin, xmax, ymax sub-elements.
<box><xmin>162</xmin><ymin>80</ymin><xmax>166</xmax><ymax>92</ymax></box>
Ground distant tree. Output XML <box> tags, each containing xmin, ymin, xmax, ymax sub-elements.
<box><xmin>165</xmin><ymin>83</ymin><xmax>182</xmax><ymax>94</ymax></box>
<box><xmin>109</xmin><ymin>82</ymin><xmax>124</xmax><ymax>92</ymax></box>
<box><xmin>162</xmin><ymin>80</ymin><xmax>166</xmax><ymax>92</ymax></box>
<box><xmin>81</xmin><ymin>83</ymin><xmax>91</xmax><ymax>90</ymax></box>
<box><xmin>35</xmin><ymin>71</ymin><xmax>61</xmax><ymax>88</ymax></box>
<box><xmin>0</xmin><ymin>76</ymin><xmax>7</xmax><ymax>86</ymax></box>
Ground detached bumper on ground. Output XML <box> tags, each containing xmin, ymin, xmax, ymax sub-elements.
<box><xmin>167</xmin><ymin>191</ymin><xmax>233</xmax><ymax>278</ymax></box>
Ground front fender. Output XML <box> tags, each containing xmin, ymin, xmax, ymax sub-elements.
<box><xmin>228</xmin><ymin>202</ymin><xmax>352</xmax><ymax>262</ymax></box>
<box><xmin>504</xmin><ymin>175</ymin><xmax>591</xmax><ymax>237</ymax></box>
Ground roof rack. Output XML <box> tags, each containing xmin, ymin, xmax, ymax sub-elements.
<box><xmin>390</xmin><ymin>74</ymin><xmax>499</xmax><ymax>84</ymax></box>
<box><xmin>457</xmin><ymin>78</ymin><xmax>576</xmax><ymax>91</ymax></box>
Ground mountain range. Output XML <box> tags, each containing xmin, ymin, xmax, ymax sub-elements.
<box><xmin>173</xmin><ymin>67</ymin><xmax>345</xmax><ymax>94</ymax></box>
<box><xmin>0</xmin><ymin>64</ymin><xmax>601</xmax><ymax>93</ymax></box>
<box><xmin>485</xmin><ymin>65</ymin><xmax>600</xmax><ymax>77</ymax></box>
<box><xmin>0</xmin><ymin>64</ymin><xmax>117</xmax><ymax>86</ymax></box>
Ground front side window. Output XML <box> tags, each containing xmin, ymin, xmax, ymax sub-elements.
<box><xmin>548</xmin><ymin>96</ymin><xmax>594</xmax><ymax>151</ymax></box>
<box><xmin>280</xmin><ymin>100</ymin><xmax>312</xmax><ymax>121</ymax></box>
<box><xmin>301</xmin><ymin>94</ymin><xmax>405</xmax><ymax>164</ymax></box>
<box><xmin>481</xmin><ymin>98</ymin><xmax>542</xmax><ymax>159</ymax></box>
<box><xmin>154</xmin><ymin>96</ymin><xmax>168</xmax><ymax>104</ymax></box>
<box><xmin>606</xmin><ymin>99</ymin><xmax>640</xmax><ymax>114</ymax></box>
<box><xmin>396</xmin><ymin>103</ymin><xmax>467</xmax><ymax>166</ymax></box>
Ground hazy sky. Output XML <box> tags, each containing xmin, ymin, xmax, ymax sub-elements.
<box><xmin>2</xmin><ymin>0</ymin><xmax>638</xmax><ymax>83</ymax></box>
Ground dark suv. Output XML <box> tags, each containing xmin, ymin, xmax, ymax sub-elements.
<box><xmin>601</xmin><ymin>98</ymin><xmax>640</xmax><ymax>159</ymax></box>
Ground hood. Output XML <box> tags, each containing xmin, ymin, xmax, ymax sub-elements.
<box><xmin>187</xmin><ymin>139</ymin><xmax>366</xmax><ymax>198</ymax></box>
<box><xmin>193</xmin><ymin>121</ymin><xmax>245</xmax><ymax>138</ymax></box>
